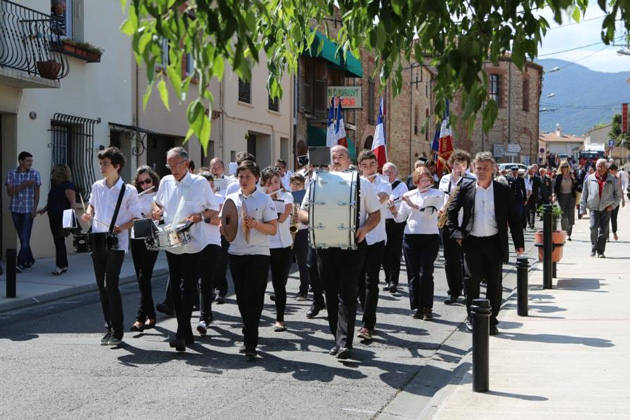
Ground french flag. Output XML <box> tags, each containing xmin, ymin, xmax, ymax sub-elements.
<box><xmin>437</xmin><ymin>100</ymin><xmax>453</xmax><ymax>174</ymax></box>
<box><xmin>371</xmin><ymin>97</ymin><xmax>387</xmax><ymax>170</ymax></box>
<box><xmin>335</xmin><ymin>98</ymin><xmax>348</xmax><ymax>148</ymax></box>
<box><xmin>326</xmin><ymin>97</ymin><xmax>337</xmax><ymax>148</ymax></box>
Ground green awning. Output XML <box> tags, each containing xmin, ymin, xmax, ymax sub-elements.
<box><xmin>304</xmin><ymin>32</ymin><xmax>363</xmax><ymax>78</ymax></box>
<box><xmin>306</xmin><ymin>125</ymin><xmax>357</xmax><ymax>161</ymax></box>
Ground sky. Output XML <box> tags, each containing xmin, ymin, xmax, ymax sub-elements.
<box><xmin>538</xmin><ymin>3</ymin><xmax>630</xmax><ymax>73</ymax></box>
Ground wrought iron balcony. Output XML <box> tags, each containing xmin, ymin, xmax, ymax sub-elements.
<box><xmin>0</xmin><ymin>0</ymin><xmax>69</xmax><ymax>85</ymax></box>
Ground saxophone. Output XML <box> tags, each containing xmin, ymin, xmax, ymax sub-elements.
<box><xmin>438</xmin><ymin>184</ymin><xmax>460</xmax><ymax>229</ymax></box>
<box><xmin>289</xmin><ymin>204</ymin><xmax>299</xmax><ymax>243</ymax></box>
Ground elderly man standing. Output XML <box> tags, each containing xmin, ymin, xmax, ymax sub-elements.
<box><xmin>6</xmin><ymin>151</ymin><xmax>41</xmax><ymax>272</ymax></box>
<box><xmin>382</xmin><ymin>162</ymin><xmax>408</xmax><ymax>293</ymax></box>
<box><xmin>579</xmin><ymin>159</ymin><xmax>621</xmax><ymax>258</ymax></box>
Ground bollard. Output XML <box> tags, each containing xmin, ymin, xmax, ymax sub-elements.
<box><xmin>552</xmin><ymin>262</ymin><xmax>557</xmax><ymax>279</ymax></box>
<box><xmin>5</xmin><ymin>248</ymin><xmax>17</xmax><ymax>298</ymax></box>
<box><xmin>542</xmin><ymin>204</ymin><xmax>553</xmax><ymax>289</ymax></box>
<box><xmin>471</xmin><ymin>298</ymin><xmax>492</xmax><ymax>393</ymax></box>
<box><xmin>516</xmin><ymin>256</ymin><xmax>529</xmax><ymax>317</ymax></box>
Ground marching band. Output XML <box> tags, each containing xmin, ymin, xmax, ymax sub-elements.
<box><xmin>77</xmin><ymin>145</ymin><xmax>522</xmax><ymax>358</ymax></box>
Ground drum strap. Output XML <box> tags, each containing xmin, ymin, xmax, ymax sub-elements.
<box><xmin>108</xmin><ymin>183</ymin><xmax>126</xmax><ymax>234</ymax></box>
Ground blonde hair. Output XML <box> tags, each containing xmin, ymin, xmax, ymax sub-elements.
<box><xmin>412</xmin><ymin>166</ymin><xmax>433</xmax><ymax>185</ymax></box>
<box><xmin>51</xmin><ymin>164</ymin><xmax>72</xmax><ymax>184</ymax></box>
<box><xmin>556</xmin><ymin>161</ymin><xmax>570</xmax><ymax>175</ymax></box>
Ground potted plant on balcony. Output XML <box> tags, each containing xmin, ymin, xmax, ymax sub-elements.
<box><xmin>52</xmin><ymin>40</ymin><xmax>104</xmax><ymax>63</ymax></box>
<box><xmin>36</xmin><ymin>60</ymin><xmax>61</xmax><ymax>80</ymax></box>
<box><xmin>534</xmin><ymin>204</ymin><xmax>566</xmax><ymax>262</ymax></box>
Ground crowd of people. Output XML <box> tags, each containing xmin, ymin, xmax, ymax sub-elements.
<box><xmin>4</xmin><ymin>146</ymin><xmax>626</xmax><ymax>359</ymax></box>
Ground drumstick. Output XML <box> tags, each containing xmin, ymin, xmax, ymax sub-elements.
<box><xmin>92</xmin><ymin>218</ymin><xmax>110</xmax><ymax>228</ymax></box>
<box><xmin>79</xmin><ymin>194</ymin><xmax>86</xmax><ymax>212</ymax></box>
<box><xmin>138</xmin><ymin>185</ymin><xmax>156</xmax><ymax>197</ymax></box>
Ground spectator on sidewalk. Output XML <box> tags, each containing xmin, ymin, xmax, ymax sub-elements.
<box><xmin>608</xmin><ymin>164</ymin><xmax>625</xmax><ymax>241</ymax></box>
<box><xmin>36</xmin><ymin>164</ymin><xmax>76</xmax><ymax>275</ymax></box>
<box><xmin>553</xmin><ymin>161</ymin><xmax>578</xmax><ymax>241</ymax></box>
<box><xmin>538</xmin><ymin>168</ymin><xmax>553</xmax><ymax>205</ymax></box>
<box><xmin>5</xmin><ymin>151</ymin><xmax>41</xmax><ymax>272</ymax></box>
<box><xmin>579</xmin><ymin>159</ymin><xmax>621</xmax><ymax>258</ymax></box>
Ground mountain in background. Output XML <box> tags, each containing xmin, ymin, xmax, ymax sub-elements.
<box><xmin>536</xmin><ymin>58</ymin><xmax>630</xmax><ymax>137</ymax></box>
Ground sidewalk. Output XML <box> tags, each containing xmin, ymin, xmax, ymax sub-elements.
<box><xmin>0</xmin><ymin>252</ymin><xmax>169</xmax><ymax>313</ymax></box>
<box><xmin>420</xmin><ymin>206</ymin><xmax>630</xmax><ymax>419</ymax></box>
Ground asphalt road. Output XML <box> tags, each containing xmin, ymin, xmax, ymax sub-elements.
<box><xmin>0</xmin><ymin>231</ymin><xmax>537</xmax><ymax>420</ymax></box>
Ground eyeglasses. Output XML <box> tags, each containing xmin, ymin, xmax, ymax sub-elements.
<box><xmin>137</xmin><ymin>179</ymin><xmax>152</xmax><ymax>186</ymax></box>
<box><xmin>165</xmin><ymin>160</ymin><xmax>186</xmax><ymax>170</ymax></box>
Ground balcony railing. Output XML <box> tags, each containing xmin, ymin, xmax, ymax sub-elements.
<box><xmin>0</xmin><ymin>0</ymin><xmax>69</xmax><ymax>81</ymax></box>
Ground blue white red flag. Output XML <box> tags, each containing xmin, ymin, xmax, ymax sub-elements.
<box><xmin>371</xmin><ymin>97</ymin><xmax>387</xmax><ymax>170</ymax></box>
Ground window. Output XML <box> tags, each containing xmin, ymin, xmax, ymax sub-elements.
<box><xmin>367</xmin><ymin>78</ymin><xmax>375</xmax><ymax>125</ymax></box>
<box><xmin>280</xmin><ymin>137</ymin><xmax>289</xmax><ymax>163</ymax></box>
<box><xmin>269</xmin><ymin>94</ymin><xmax>279</xmax><ymax>112</ymax></box>
<box><xmin>415</xmin><ymin>73</ymin><xmax>419</xmax><ymax>90</ymax></box>
<box><xmin>489</xmin><ymin>74</ymin><xmax>501</xmax><ymax>106</ymax></box>
<box><xmin>238</xmin><ymin>77</ymin><xmax>251</xmax><ymax>103</ymax></box>
<box><xmin>51</xmin><ymin>0</ymin><xmax>72</xmax><ymax>38</ymax></box>
<box><xmin>414</xmin><ymin>104</ymin><xmax>419</xmax><ymax>135</ymax></box>
<box><xmin>50</xmin><ymin>113</ymin><xmax>99</xmax><ymax>200</ymax></box>
<box><xmin>522</xmin><ymin>78</ymin><xmax>530</xmax><ymax>112</ymax></box>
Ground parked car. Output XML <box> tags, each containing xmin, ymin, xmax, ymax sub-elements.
<box><xmin>498</xmin><ymin>163</ymin><xmax>528</xmax><ymax>173</ymax></box>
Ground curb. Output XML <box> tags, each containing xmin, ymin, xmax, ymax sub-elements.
<box><xmin>0</xmin><ymin>268</ymin><xmax>168</xmax><ymax>314</ymax></box>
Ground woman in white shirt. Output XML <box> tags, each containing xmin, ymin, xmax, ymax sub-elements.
<box><xmin>129</xmin><ymin>166</ymin><xmax>160</xmax><ymax>332</ymax></box>
<box><xmin>221</xmin><ymin>161</ymin><xmax>278</xmax><ymax>360</ymax></box>
<box><xmin>389</xmin><ymin>167</ymin><xmax>444</xmax><ymax>320</ymax></box>
<box><xmin>261</xmin><ymin>167</ymin><xmax>294</xmax><ymax>332</ymax></box>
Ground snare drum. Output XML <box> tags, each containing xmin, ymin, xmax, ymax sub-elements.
<box><xmin>145</xmin><ymin>223</ymin><xmax>192</xmax><ymax>251</ymax></box>
<box><xmin>307</xmin><ymin>170</ymin><xmax>359</xmax><ymax>250</ymax></box>
<box><xmin>73</xmin><ymin>233</ymin><xmax>90</xmax><ymax>253</ymax></box>
<box><xmin>88</xmin><ymin>232</ymin><xmax>119</xmax><ymax>251</ymax></box>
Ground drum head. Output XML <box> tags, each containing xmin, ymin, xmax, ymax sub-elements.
<box><xmin>221</xmin><ymin>198</ymin><xmax>238</xmax><ymax>242</ymax></box>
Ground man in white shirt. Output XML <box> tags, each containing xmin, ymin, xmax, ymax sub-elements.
<box><xmin>81</xmin><ymin>147</ymin><xmax>141</xmax><ymax>346</ymax></box>
<box><xmin>382</xmin><ymin>162</ymin><xmax>408</xmax><ymax>293</ymax></box>
<box><xmin>299</xmin><ymin>145</ymin><xmax>381</xmax><ymax>359</ymax></box>
<box><xmin>275</xmin><ymin>158</ymin><xmax>293</xmax><ymax>191</ymax></box>
<box><xmin>210</xmin><ymin>157</ymin><xmax>228</xmax><ymax>198</ymax></box>
<box><xmin>447</xmin><ymin>152</ymin><xmax>524</xmax><ymax>336</ymax></box>
<box><xmin>209</xmin><ymin>157</ymin><xmax>230</xmax><ymax>303</ymax></box>
<box><xmin>152</xmin><ymin>147</ymin><xmax>219</xmax><ymax>352</ymax></box>
<box><xmin>356</xmin><ymin>150</ymin><xmax>392</xmax><ymax>341</ymax></box>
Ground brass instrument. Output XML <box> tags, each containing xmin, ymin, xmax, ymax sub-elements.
<box><xmin>289</xmin><ymin>205</ymin><xmax>299</xmax><ymax>243</ymax></box>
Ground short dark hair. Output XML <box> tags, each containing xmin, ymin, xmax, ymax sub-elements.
<box><xmin>261</xmin><ymin>166</ymin><xmax>281</xmax><ymax>186</ymax></box>
<box><xmin>236</xmin><ymin>152</ymin><xmax>256</xmax><ymax>165</ymax></box>
<box><xmin>357</xmin><ymin>149</ymin><xmax>377</xmax><ymax>164</ymax></box>
<box><xmin>198</xmin><ymin>171</ymin><xmax>214</xmax><ymax>182</ymax></box>
<box><xmin>133</xmin><ymin>165</ymin><xmax>160</xmax><ymax>193</ymax></box>
<box><xmin>448</xmin><ymin>149</ymin><xmax>471</xmax><ymax>167</ymax></box>
<box><xmin>97</xmin><ymin>147</ymin><xmax>125</xmax><ymax>173</ymax></box>
<box><xmin>18</xmin><ymin>151</ymin><xmax>33</xmax><ymax>162</ymax></box>
<box><xmin>236</xmin><ymin>160</ymin><xmax>260</xmax><ymax>178</ymax></box>
<box><xmin>609</xmin><ymin>163</ymin><xmax>618</xmax><ymax>171</ymax></box>
<box><xmin>290</xmin><ymin>173</ymin><xmax>306</xmax><ymax>184</ymax></box>
<box><xmin>275</xmin><ymin>159</ymin><xmax>287</xmax><ymax>168</ymax></box>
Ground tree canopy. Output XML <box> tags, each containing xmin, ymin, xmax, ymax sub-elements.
<box><xmin>121</xmin><ymin>0</ymin><xmax>630</xmax><ymax>152</ymax></box>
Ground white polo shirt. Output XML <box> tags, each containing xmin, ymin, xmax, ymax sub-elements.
<box><xmin>155</xmin><ymin>172</ymin><xmax>219</xmax><ymax>254</ymax></box>
<box><xmin>224</xmin><ymin>189</ymin><xmax>278</xmax><ymax>256</ymax></box>
<box><xmin>89</xmin><ymin>177</ymin><xmax>141</xmax><ymax>252</ymax></box>
<box><xmin>365</xmin><ymin>175</ymin><xmax>392</xmax><ymax>245</ymax></box>
<box><xmin>269</xmin><ymin>191</ymin><xmax>294</xmax><ymax>249</ymax></box>
<box><xmin>392</xmin><ymin>188</ymin><xmax>444</xmax><ymax>235</ymax></box>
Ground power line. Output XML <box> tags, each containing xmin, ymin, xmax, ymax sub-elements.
<box><xmin>538</xmin><ymin>35</ymin><xmax>625</xmax><ymax>57</ymax></box>
<box><xmin>547</xmin><ymin>14</ymin><xmax>607</xmax><ymax>30</ymax></box>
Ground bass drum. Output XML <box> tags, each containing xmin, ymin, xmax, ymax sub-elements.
<box><xmin>307</xmin><ymin>170</ymin><xmax>359</xmax><ymax>250</ymax></box>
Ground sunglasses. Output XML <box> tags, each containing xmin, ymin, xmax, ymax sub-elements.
<box><xmin>137</xmin><ymin>179</ymin><xmax>153</xmax><ymax>186</ymax></box>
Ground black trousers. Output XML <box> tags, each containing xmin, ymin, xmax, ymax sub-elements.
<box><xmin>359</xmin><ymin>241</ymin><xmax>384</xmax><ymax>330</ymax></box>
<box><xmin>292</xmin><ymin>229</ymin><xmax>309</xmax><ymax>295</ymax></box>
<box><xmin>307</xmin><ymin>246</ymin><xmax>325</xmax><ymax>307</ymax></box>
<box><xmin>611</xmin><ymin>205</ymin><xmax>620</xmax><ymax>234</ymax></box>
<box><xmin>402</xmin><ymin>234</ymin><xmax>440</xmax><ymax>310</ymax></box>
<box><xmin>165</xmin><ymin>251</ymin><xmax>201</xmax><ymax>341</ymax></box>
<box><xmin>270</xmin><ymin>246</ymin><xmax>292</xmax><ymax>322</ymax></box>
<box><xmin>383</xmin><ymin>220</ymin><xmax>405</xmax><ymax>286</ymax></box>
<box><xmin>317</xmin><ymin>242</ymin><xmax>367</xmax><ymax>349</ymax></box>
<box><xmin>463</xmin><ymin>235</ymin><xmax>504</xmax><ymax>326</ymax></box>
<box><xmin>48</xmin><ymin>213</ymin><xmax>68</xmax><ymax>269</ymax></box>
<box><xmin>440</xmin><ymin>227</ymin><xmax>466</xmax><ymax>298</ymax></box>
<box><xmin>230</xmin><ymin>254</ymin><xmax>270</xmax><ymax>351</ymax></box>
<box><xmin>526</xmin><ymin>198</ymin><xmax>538</xmax><ymax>227</ymax></box>
<box><xmin>214</xmin><ymin>236</ymin><xmax>230</xmax><ymax>298</ymax></box>
<box><xmin>91</xmin><ymin>250</ymin><xmax>125</xmax><ymax>335</ymax></box>
<box><xmin>130</xmin><ymin>239</ymin><xmax>159</xmax><ymax>322</ymax></box>
<box><xmin>198</xmin><ymin>244</ymin><xmax>222</xmax><ymax>323</ymax></box>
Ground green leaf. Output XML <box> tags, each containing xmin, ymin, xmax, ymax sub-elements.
<box><xmin>166</xmin><ymin>65</ymin><xmax>182</xmax><ymax>99</ymax></box>
<box><xmin>571</xmin><ymin>6</ymin><xmax>582</xmax><ymax>22</ymax></box>
<box><xmin>157</xmin><ymin>79</ymin><xmax>171</xmax><ymax>111</ymax></box>
<box><xmin>142</xmin><ymin>81</ymin><xmax>154</xmax><ymax>111</ymax></box>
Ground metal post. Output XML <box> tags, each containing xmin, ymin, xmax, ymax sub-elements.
<box><xmin>542</xmin><ymin>204</ymin><xmax>553</xmax><ymax>289</ymax></box>
<box><xmin>516</xmin><ymin>256</ymin><xmax>529</xmax><ymax>317</ymax></box>
<box><xmin>552</xmin><ymin>262</ymin><xmax>557</xmax><ymax>278</ymax></box>
<box><xmin>471</xmin><ymin>298</ymin><xmax>492</xmax><ymax>392</ymax></box>
<box><xmin>5</xmin><ymin>248</ymin><xmax>17</xmax><ymax>298</ymax></box>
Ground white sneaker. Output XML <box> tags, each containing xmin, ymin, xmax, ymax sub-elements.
<box><xmin>196</xmin><ymin>320</ymin><xmax>208</xmax><ymax>336</ymax></box>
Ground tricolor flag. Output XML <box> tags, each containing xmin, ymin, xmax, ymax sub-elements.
<box><xmin>436</xmin><ymin>100</ymin><xmax>453</xmax><ymax>175</ymax></box>
<box><xmin>371</xmin><ymin>97</ymin><xmax>387</xmax><ymax>170</ymax></box>
<box><xmin>335</xmin><ymin>98</ymin><xmax>348</xmax><ymax>148</ymax></box>
<box><xmin>326</xmin><ymin>97</ymin><xmax>337</xmax><ymax>148</ymax></box>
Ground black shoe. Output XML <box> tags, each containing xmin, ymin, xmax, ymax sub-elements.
<box><xmin>108</xmin><ymin>333</ymin><xmax>124</xmax><ymax>346</ymax></box>
<box><xmin>215</xmin><ymin>295</ymin><xmax>225</xmax><ymax>305</ymax></box>
<box><xmin>245</xmin><ymin>349</ymin><xmax>257</xmax><ymax>360</ymax></box>
<box><xmin>129</xmin><ymin>321</ymin><xmax>145</xmax><ymax>332</ymax></box>
<box><xmin>598</xmin><ymin>253</ymin><xmax>606</xmax><ymax>258</ymax></box>
<box><xmin>100</xmin><ymin>331</ymin><xmax>112</xmax><ymax>346</ymax></box>
<box><xmin>169</xmin><ymin>338</ymin><xmax>186</xmax><ymax>352</ymax></box>
<box><xmin>389</xmin><ymin>284</ymin><xmax>397</xmax><ymax>294</ymax></box>
<box><xmin>382</xmin><ymin>282</ymin><xmax>392</xmax><ymax>291</ymax></box>
<box><xmin>238</xmin><ymin>344</ymin><xmax>247</xmax><ymax>354</ymax></box>
<box><xmin>336</xmin><ymin>347</ymin><xmax>351</xmax><ymax>360</ymax></box>
<box><xmin>306</xmin><ymin>304</ymin><xmax>324</xmax><ymax>319</ymax></box>
<box><xmin>465</xmin><ymin>319</ymin><xmax>473</xmax><ymax>332</ymax></box>
<box><xmin>329</xmin><ymin>346</ymin><xmax>339</xmax><ymax>356</ymax></box>
<box><xmin>270</xmin><ymin>294</ymin><xmax>276</xmax><ymax>302</ymax></box>
<box><xmin>489</xmin><ymin>325</ymin><xmax>499</xmax><ymax>336</ymax></box>
<box><xmin>156</xmin><ymin>303</ymin><xmax>174</xmax><ymax>316</ymax></box>
<box><xmin>444</xmin><ymin>295</ymin><xmax>460</xmax><ymax>305</ymax></box>
<box><xmin>590</xmin><ymin>252</ymin><xmax>596</xmax><ymax>257</ymax></box>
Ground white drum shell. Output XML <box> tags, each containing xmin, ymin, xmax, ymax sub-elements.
<box><xmin>308</xmin><ymin>170</ymin><xmax>359</xmax><ymax>250</ymax></box>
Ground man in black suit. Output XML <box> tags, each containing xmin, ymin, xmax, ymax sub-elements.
<box><xmin>525</xmin><ymin>164</ymin><xmax>541</xmax><ymax>229</ymax></box>
<box><xmin>506</xmin><ymin>166</ymin><xmax>528</xmax><ymax>230</ymax></box>
<box><xmin>447</xmin><ymin>152</ymin><xmax>524</xmax><ymax>335</ymax></box>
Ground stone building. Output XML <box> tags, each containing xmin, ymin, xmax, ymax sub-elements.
<box><xmin>451</xmin><ymin>58</ymin><xmax>542</xmax><ymax>165</ymax></box>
